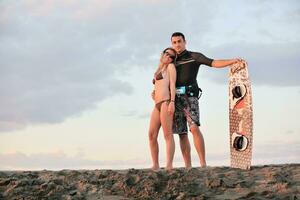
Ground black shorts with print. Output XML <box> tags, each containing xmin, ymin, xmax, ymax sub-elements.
<box><xmin>172</xmin><ymin>96</ymin><xmax>200</xmax><ymax>134</ymax></box>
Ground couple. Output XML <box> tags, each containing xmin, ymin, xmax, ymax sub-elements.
<box><xmin>149</xmin><ymin>32</ymin><xmax>244</xmax><ymax>170</ymax></box>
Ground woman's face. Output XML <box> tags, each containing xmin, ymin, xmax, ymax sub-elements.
<box><xmin>162</xmin><ymin>49</ymin><xmax>176</xmax><ymax>64</ymax></box>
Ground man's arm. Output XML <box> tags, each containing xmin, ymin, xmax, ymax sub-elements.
<box><xmin>211</xmin><ymin>58</ymin><xmax>243</xmax><ymax>68</ymax></box>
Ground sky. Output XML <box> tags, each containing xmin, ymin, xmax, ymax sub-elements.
<box><xmin>0</xmin><ymin>0</ymin><xmax>299</xmax><ymax>170</ymax></box>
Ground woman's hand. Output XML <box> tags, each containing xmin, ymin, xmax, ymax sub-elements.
<box><xmin>151</xmin><ymin>90</ymin><xmax>155</xmax><ymax>101</ymax></box>
<box><xmin>168</xmin><ymin>101</ymin><xmax>175</xmax><ymax>116</ymax></box>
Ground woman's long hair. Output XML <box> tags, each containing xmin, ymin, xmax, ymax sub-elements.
<box><xmin>154</xmin><ymin>47</ymin><xmax>177</xmax><ymax>78</ymax></box>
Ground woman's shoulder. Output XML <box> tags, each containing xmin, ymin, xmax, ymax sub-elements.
<box><xmin>167</xmin><ymin>63</ymin><xmax>176</xmax><ymax>71</ymax></box>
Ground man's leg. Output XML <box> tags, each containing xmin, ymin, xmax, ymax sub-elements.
<box><xmin>190</xmin><ymin>125</ymin><xmax>206</xmax><ymax>167</ymax></box>
<box><xmin>174</xmin><ymin>96</ymin><xmax>191</xmax><ymax>169</ymax></box>
<box><xmin>179</xmin><ymin>134</ymin><xmax>192</xmax><ymax>168</ymax></box>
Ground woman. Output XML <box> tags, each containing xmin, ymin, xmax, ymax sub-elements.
<box><xmin>148</xmin><ymin>47</ymin><xmax>177</xmax><ymax>170</ymax></box>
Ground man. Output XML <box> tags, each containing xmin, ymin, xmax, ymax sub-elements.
<box><xmin>171</xmin><ymin>32</ymin><xmax>243</xmax><ymax>168</ymax></box>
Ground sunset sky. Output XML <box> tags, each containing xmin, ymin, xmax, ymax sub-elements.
<box><xmin>0</xmin><ymin>0</ymin><xmax>299</xmax><ymax>170</ymax></box>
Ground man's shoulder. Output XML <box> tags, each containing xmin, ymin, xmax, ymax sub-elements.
<box><xmin>188</xmin><ymin>50</ymin><xmax>204</xmax><ymax>56</ymax></box>
<box><xmin>179</xmin><ymin>50</ymin><xmax>202</xmax><ymax>58</ymax></box>
<box><xmin>188</xmin><ymin>51</ymin><xmax>206</xmax><ymax>60</ymax></box>
<box><xmin>188</xmin><ymin>50</ymin><xmax>213</xmax><ymax>66</ymax></box>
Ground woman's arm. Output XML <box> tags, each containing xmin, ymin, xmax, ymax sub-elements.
<box><xmin>168</xmin><ymin>63</ymin><xmax>176</xmax><ymax>115</ymax></box>
<box><xmin>168</xmin><ymin>63</ymin><xmax>176</xmax><ymax>102</ymax></box>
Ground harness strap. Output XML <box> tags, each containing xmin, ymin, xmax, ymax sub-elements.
<box><xmin>176</xmin><ymin>84</ymin><xmax>202</xmax><ymax>99</ymax></box>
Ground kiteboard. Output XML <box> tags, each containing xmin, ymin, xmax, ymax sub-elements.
<box><xmin>229</xmin><ymin>61</ymin><xmax>253</xmax><ymax>170</ymax></box>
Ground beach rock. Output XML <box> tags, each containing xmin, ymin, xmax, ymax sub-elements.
<box><xmin>0</xmin><ymin>164</ymin><xmax>299</xmax><ymax>199</ymax></box>
<box><xmin>0</xmin><ymin>178</ymin><xmax>11</xmax><ymax>186</ymax></box>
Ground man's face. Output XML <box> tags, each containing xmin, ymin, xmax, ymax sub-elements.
<box><xmin>171</xmin><ymin>36</ymin><xmax>186</xmax><ymax>54</ymax></box>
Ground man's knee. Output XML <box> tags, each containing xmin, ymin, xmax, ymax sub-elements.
<box><xmin>179</xmin><ymin>133</ymin><xmax>188</xmax><ymax>141</ymax></box>
<box><xmin>190</xmin><ymin>125</ymin><xmax>201</xmax><ymax>135</ymax></box>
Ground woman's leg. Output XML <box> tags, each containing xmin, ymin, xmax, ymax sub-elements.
<box><xmin>148</xmin><ymin>107</ymin><xmax>161</xmax><ymax>170</ymax></box>
<box><xmin>160</xmin><ymin>102</ymin><xmax>175</xmax><ymax>170</ymax></box>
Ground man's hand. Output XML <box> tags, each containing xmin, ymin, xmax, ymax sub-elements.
<box><xmin>230</xmin><ymin>58</ymin><xmax>248</xmax><ymax>73</ymax></box>
<box><xmin>234</xmin><ymin>57</ymin><xmax>246</xmax><ymax>64</ymax></box>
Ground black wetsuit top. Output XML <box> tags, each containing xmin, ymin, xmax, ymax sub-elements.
<box><xmin>175</xmin><ymin>50</ymin><xmax>213</xmax><ymax>87</ymax></box>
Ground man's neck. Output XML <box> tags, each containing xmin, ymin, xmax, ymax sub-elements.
<box><xmin>178</xmin><ymin>49</ymin><xmax>187</xmax><ymax>55</ymax></box>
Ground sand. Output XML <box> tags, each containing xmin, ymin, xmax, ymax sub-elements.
<box><xmin>0</xmin><ymin>164</ymin><xmax>299</xmax><ymax>200</ymax></box>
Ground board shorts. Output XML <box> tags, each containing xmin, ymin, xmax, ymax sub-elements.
<box><xmin>172</xmin><ymin>95</ymin><xmax>200</xmax><ymax>134</ymax></box>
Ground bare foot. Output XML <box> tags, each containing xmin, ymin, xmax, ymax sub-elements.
<box><xmin>185</xmin><ymin>164</ymin><xmax>192</xmax><ymax>170</ymax></box>
<box><xmin>151</xmin><ymin>165</ymin><xmax>160</xmax><ymax>171</ymax></box>
<box><xmin>166</xmin><ymin>165</ymin><xmax>173</xmax><ymax>171</ymax></box>
<box><xmin>200</xmin><ymin>162</ymin><xmax>207</xmax><ymax>168</ymax></box>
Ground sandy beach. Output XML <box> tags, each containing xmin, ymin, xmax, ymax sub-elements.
<box><xmin>0</xmin><ymin>164</ymin><xmax>299</xmax><ymax>200</ymax></box>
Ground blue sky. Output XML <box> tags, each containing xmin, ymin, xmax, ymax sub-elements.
<box><xmin>0</xmin><ymin>0</ymin><xmax>299</xmax><ymax>170</ymax></box>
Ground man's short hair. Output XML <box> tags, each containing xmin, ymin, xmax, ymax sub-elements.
<box><xmin>171</xmin><ymin>32</ymin><xmax>185</xmax><ymax>41</ymax></box>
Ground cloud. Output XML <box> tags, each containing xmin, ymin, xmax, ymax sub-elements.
<box><xmin>120</xmin><ymin>109</ymin><xmax>150</xmax><ymax>120</ymax></box>
<box><xmin>137</xmin><ymin>113</ymin><xmax>150</xmax><ymax>119</ymax></box>
<box><xmin>0</xmin><ymin>0</ymin><xmax>221</xmax><ymax>132</ymax></box>
<box><xmin>285</xmin><ymin>130</ymin><xmax>295</xmax><ymax>135</ymax></box>
<box><xmin>1</xmin><ymin>138</ymin><xmax>299</xmax><ymax>170</ymax></box>
<box><xmin>1</xmin><ymin>0</ymin><xmax>299</xmax><ymax>133</ymax></box>
<box><xmin>0</xmin><ymin>1</ymin><xmax>142</xmax><ymax>132</ymax></box>
<box><xmin>252</xmin><ymin>140</ymin><xmax>300</xmax><ymax>165</ymax></box>
<box><xmin>0</xmin><ymin>151</ymin><xmax>147</xmax><ymax>170</ymax></box>
<box><xmin>202</xmin><ymin>42</ymin><xmax>300</xmax><ymax>87</ymax></box>
<box><xmin>192</xmin><ymin>1</ymin><xmax>300</xmax><ymax>87</ymax></box>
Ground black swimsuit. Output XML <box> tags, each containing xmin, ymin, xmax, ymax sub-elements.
<box><xmin>175</xmin><ymin>50</ymin><xmax>213</xmax><ymax>87</ymax></box>
<box><xmin>172</xmin><ymin>50</ymin><xmax>213</xmax><ymax>134</ymax></box>
<box><xmin>152</xmin><ymin>71</ymin><xmax>163</xmax><ymax>84</ymax></box>
<box><xmin>155</xmin><ymin>99</ymin><xmax>170</xmax><ymax>112</ymax></box>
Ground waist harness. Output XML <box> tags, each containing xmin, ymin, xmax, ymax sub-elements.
<box><xmin>176</xmin><ymin>83</ymin><xmax>202</xmax><ymax>99</ymax></box>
